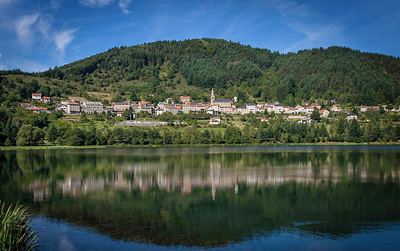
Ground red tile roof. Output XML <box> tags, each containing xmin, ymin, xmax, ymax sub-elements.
<box><xmin>29</xmin><ymin>107</ymin><xmax>47</xmax><ymax>110</ymax></box>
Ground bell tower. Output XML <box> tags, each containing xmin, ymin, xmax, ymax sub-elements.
<box><xmin>211</xmin><ymin>88</ymin><xmax>215</xmax><ymax>104</ymax></box>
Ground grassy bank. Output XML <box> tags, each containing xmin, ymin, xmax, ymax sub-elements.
<box><xmin>0</xmin><ymin>201</ymin><xmax>37</xmax><ymax>250</ymax></box>
<box><xmin>1</xmin><ymin>142</ymin><xmax>400</xmax><ymax>151</ymax></box>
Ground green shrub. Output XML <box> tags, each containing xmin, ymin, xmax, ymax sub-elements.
<box><xmin>0</xmin><ymin>201</ymin><xmax>37</xmax><ymax>250</ymax></box>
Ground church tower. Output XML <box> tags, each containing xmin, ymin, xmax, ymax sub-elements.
<box><xmin>211</xmin><ymin>88</ymin><xmax>215</xmax><ymax>104</ymax></box>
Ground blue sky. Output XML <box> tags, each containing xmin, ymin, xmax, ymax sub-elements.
<box><xmin>0</xmin><ymin>0</ymin><xmax>399</xmax><ymax>72</ymax></box>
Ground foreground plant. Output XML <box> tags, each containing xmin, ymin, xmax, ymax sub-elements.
<box><xmin>0</xmin><ymin>201</ymin><xmax>37</xmax><ymax>250</ymax></box>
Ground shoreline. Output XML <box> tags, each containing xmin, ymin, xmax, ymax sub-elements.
<box><xmin>1</xmin><ymin>142</ymin><xmax>400</xmax><ymax>151</ymax></box>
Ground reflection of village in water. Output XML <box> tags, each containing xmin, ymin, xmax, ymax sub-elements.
<box><xmin>27</xmin><ymin>155</ymin><xmax>400</xmax><ymax>202</ymax></box>
<box><xmin>5</xmin><ymin>148</ymin><xmax>400</xmax><ymax>247</ymax></box>
<box><xmin>3</xmin><ymin>148</ymin><xmax>398</xmax><ymax>248</ymax></box>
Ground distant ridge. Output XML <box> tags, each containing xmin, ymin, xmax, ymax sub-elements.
<box><xmin>2</xmin><ymin>38</ymin><xmax>400</xmax><ymax>105</ymax></box>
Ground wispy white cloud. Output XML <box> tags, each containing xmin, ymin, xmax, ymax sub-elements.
<box><xmin>79</xmin><ymin>0</ymin><xmax>114</xmax><ymax>8</ymax></box>
<box><xmin>272</xmin><ymin>0</ymin><xmax>312</xmax><ymax>17</ymax></box>
<box><xmin>283</xmin><ymin>22</ymin><xmax>344</xmax><ymax>52</ymax></box>
<box><xmin>147</xmin><ymin>13</ymin><xmax>169</xmax><ymax>42</ymax></box>
<box><xmin>79</xmin><ymin>0</ymin><xmax>132</xmax><ymax>14</ymax></box>
<box><xmin>219</xmin><ymin>6</ymin><xmax>255</xmax><ymax>39</ymax></box>
<box><xmin>118</xmin><ymin>0</ymin><xmax>132</xmax><ymax>14</ymax></box>
<box><xmin>54</xmin><ymin>29</ymin><xmax>78</xmax><ymax>55</ymax></box>
<box><xmin>38</xmin><ymin>18</ymin><xmax>52</xmax><ymax>41</ymax></box>
<box><xmin>15</xmin><ymin>13</ymin><xmax>40</xmax><ymax>47</ymax></box>
<box><xmin>269</xmin><ymin>0</ymin><xmax>345</xmax><ymax>52</ymax></box>
<box><xmin>14</xmin><ymin>12</ymin><xmax>78</xmax><ymax>63</ymax></box>
<box><xmin>0</xmin><ymin>53</ymin><xmax>6</xmax><ymax>70</ymax></box>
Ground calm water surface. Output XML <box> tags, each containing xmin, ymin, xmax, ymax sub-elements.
<box><xmin>1</xmin><ymin>146</ymin><xmax>400</xmax><ymax>250</ymax></box>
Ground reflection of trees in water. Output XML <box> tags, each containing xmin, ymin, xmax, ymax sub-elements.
<box><xmin>0</xmin><ymin>148</ymin><xmax>400</xmax><ymax>247</ymax></box>
<box><xmin>0</xmin><ymin>153</ymin><xmax>21</xmax><ymax>183</ymax></box>
<box><xmin>1</xmin><ymin>149</ymin><xmax>400</xmax><ymax>202</ymax></box>
<box><xmin>12</xmin><ymin>183</ymin><xmax>400</xmax><ymax>246</ymax></box>
<box><xmin>3</xmin><ymin>149</ymin><xmax>399</xmax><ymax>192</ymax></box>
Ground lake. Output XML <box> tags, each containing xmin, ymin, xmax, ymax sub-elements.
<box><xmin>1</xmin><ymin>146</ymin><xmax>400</xmax><ymax>250</ymax></box>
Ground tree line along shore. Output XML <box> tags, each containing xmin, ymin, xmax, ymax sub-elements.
<box><xmin>0</xmin><ymin>105</ymin><xmax>399</xmax><ymax>147</ymax></box>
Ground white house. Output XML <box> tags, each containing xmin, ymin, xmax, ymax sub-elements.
<box><xmin>43</xmin><ymin>96</ymin><xmax>51</xmax><ymax>103</ymax></box>
<box><xmin>320</xmin><ymin>109</ymin><xmax>330</xmax><ymax>118</ymax></box>
<box><xmin>273</xmin><ymin>104</ymin><xmax>284</xmax><ymax>113</ymax></box>
<box><xmin>28</xmin><ymin>107</ymin><xmax>48</xmax><ymax>113</ymax></box>
<box><xmin>257</xmin><ymin>117</ymin><xmax>269</xmax><ymax>122</ymax></box>
<box><xmin>346</xmin><ymin>113</ymin><xmax>358</xmax><ymax>121</ymax></box>
<box><xmin>296</xmin><ymin>105</ymin><xmax>305</xmax><ymax>114</ymax></box>
<box><xmin>256</xmin><ymin>106</ymin><xmax>266</xmax><ymax>114</ymax></box>
<box><xmin>305</xmin><ymin>106</ymin><xmax>316</xmax><ymax>114</ymax></box>
<box><xmin>298</xmin><ymin>117</ymin><xmax>312</xmax><ymax>124</ymax></box>
<box><xmin>246</xmin><ymin>103</ymin><xmax>257</xmax><ymax>113</ymax></box>
<box><xmin>182</xmin><ymin>103</ymin><xmax>191</xmax><ymax>114</ymax></box>
<box><xmin>32</xmin><ymin>93</ymin><xmax>42</xmax><ymax>101</ymax></box>
<box><xmin>265</xmin><ymin>104</ymin><xmax>274</xmax><ymax>113</ymax></box>
<box><xmin>209</xmin><ymin>117</ymin><xmax>221</xmax><ymax>125</ymax></box>
<box><xmin>284</xmin><ymin>107</ymin><xmax>298</xmax><ymax>114</ymax></box>
<box><xmin>56</xmin><ymin>104</ymin><xmax>67</xmax><ymax>112</ymax></box>
<box><xmin>154</xmin><ymin>107</ymin><xmax>164</xmax><ymax>115</ymax></box>
<box><xmin>220</xmin><ymin>106</ymin><xmax>235</xmax><ymax>114</ymax></box>
<box><xmin>282</xmin><ymin>106</ymin><xmax>290</xmax><ymax>114</ymax></box>
<box><xmin>310</xmin><ymin>103</ymin><xmax>321</xmax><ymax>110</ymax></box>
<box><xmin>206</xmin><ymin>104</ymin><xmax>220</xmax><ymax>115</ymax></box>
<box><xmin>330</xmin><ymin>105</ymin><xmax>342</xmax><ymax>113</ymax></box>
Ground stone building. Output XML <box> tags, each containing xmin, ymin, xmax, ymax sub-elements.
<box><xmin>67</xmin><ymin>101</ymin><xmax>81</xmax><ymax>114</ymax></box>
<box><xmin>112</xmin><ymin>101</ymin><xmax>130</xmax><ymax>112</ymax></box>
<box><xmin>81</xmin><ymin>102</ymin><xmax>104</xmax><ymax>114</ymax></box>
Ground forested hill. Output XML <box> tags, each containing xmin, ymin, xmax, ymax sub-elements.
<box><xmin>3</xmin><ymin>38</ymin><xmax>400</xmax><ymax>106</ymax></box>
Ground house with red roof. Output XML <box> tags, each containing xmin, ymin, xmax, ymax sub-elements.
<box><xmin>43</xmin><ymin>96</ymin><xmax>51</xmax><ymax>103</ymax></box>
<box><xmin>28</xmin><ymin>107</ymin><xmax>48</xmax><ymax>113</ymax></box>
<box><xmin>32</xmin><ymin>93</ymin><xmax>42</xmax><ymax>101</ymax></box>
<box><xmin>180</xmin><ymin>96</ymin><xmax>191</xmax><ymax>103</ymax></box>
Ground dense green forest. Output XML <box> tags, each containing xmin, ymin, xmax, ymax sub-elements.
<box><xmin>1</xmin><ymin>38</ymin><xmax>400</xmax><ymax>106</ymax></box>
<box><xmin>43</xmin><ymin>39</ymin><xmax>400</xmax><ymax>105</ymax></box>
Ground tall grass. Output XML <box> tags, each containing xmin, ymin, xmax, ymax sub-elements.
<box><xmin>0</xmin><ymin>201</ymin><xmax>37</xmax><ymax>250</ymax></box>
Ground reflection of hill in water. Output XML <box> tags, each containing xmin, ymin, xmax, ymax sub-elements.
<box><xmin>1</xmin><ymin>147</ymin><xmax>400</xmax><ymax>247</ymax></box>
<box><xmin>25</xmin><ymin>183</ymin><xmax>400</xmax><ymax>246</ymax></box>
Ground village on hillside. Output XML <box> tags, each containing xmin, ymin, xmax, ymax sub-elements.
<box><xmin>23</xmin><ymin>89</ymin><xmax>400</xmax><ymax>125</ymax></box>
